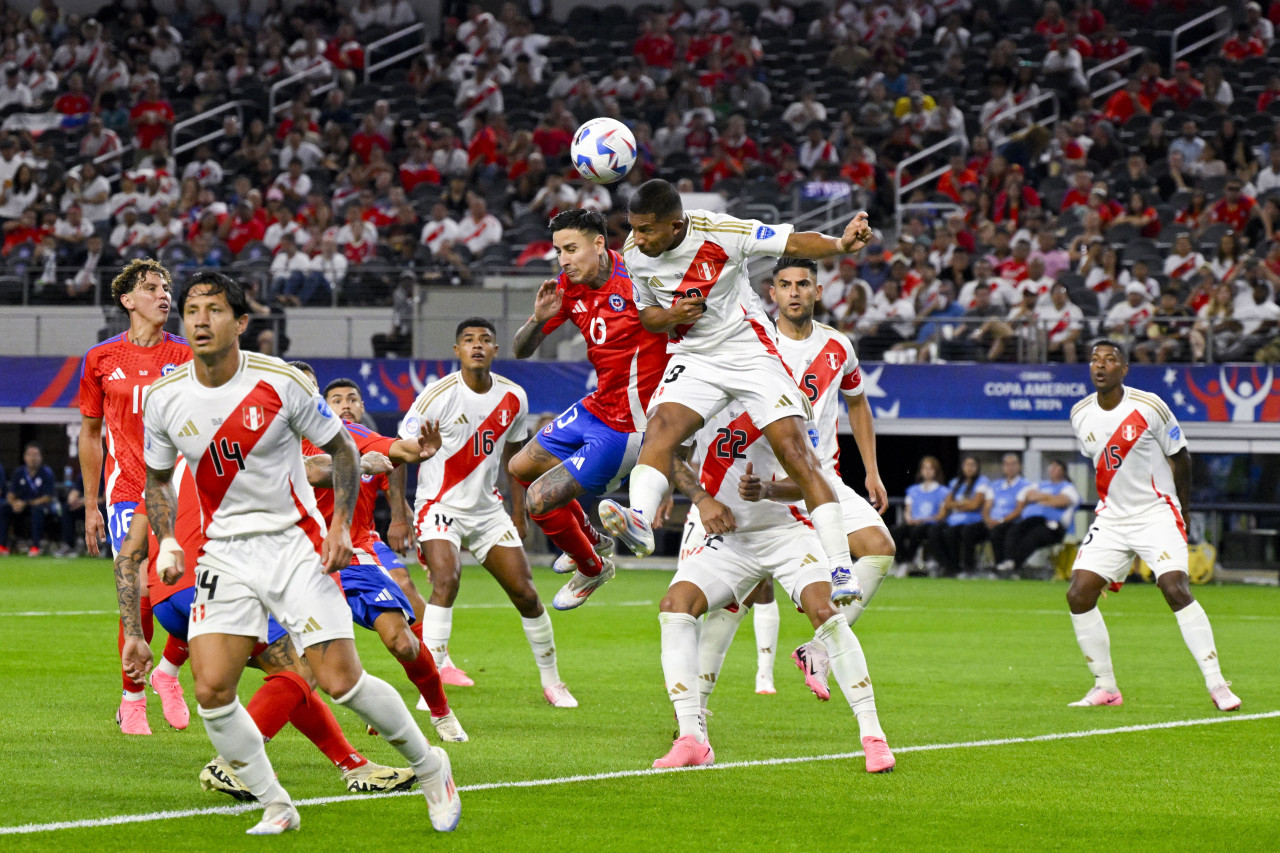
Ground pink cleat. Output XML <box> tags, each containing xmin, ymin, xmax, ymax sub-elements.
<box><xmin>150</xmin><ymin>670</ymin><xmax>190</xmax><ymax>730</ymax></box>
<box><xmin>439</xmin><ymin>664</ymin><xmax>474</xmax><ymax>688</ymax></box>
<box><xmin>1068</xmin><ymin>686</ymin><xmax>1123</xmax><ymax>707</ymax></box>
<box><xmin>116</xmin><ymin>697</ymin><xmax>151</xmax><ymax>735</ymax></box>
<box><xmin>1209</xmin><ymin>682</ymin><xmax>1241</xmax><ymax>711</ymax></box>
<box><xmin>791</xmin><ymin>643</ymin><xmax>830</xmax><ymax>701</ymax></box>
<box><xmin>862</xmin><ymin>736</ymin><xmax>896</xmax><ymax>773</ymax></box>
<box><xmin>652</xmin><ymin>735</ymin><xmax>714</xmax><ymax>768</ymax></box>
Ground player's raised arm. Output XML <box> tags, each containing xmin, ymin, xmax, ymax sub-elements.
<box><xmin>318</xmin><ymin>427</ymin><xmax>359</xmax><ymax>572</ymax></box>
<box><xmin>782</xmin><ymin>211</ymin><xmax>875</xmax><ymax>259</ymax></box>
<box><xmin>512</xmin><ymin>279</ymin><xmax>563</xmax><ymax>358</ymax></box>
<box><xmin>387</xmin><ymin>420</ymin><xmax>442</xmax><ymax>464</ymax></box>
<box><xmin>113</xmin><ymin>511</ymin><xmax>153</xmax><ymax>681</ymax></box>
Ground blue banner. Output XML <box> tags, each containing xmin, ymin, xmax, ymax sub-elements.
<box><xmin>6</xmin><ymin>357</ymin><xmax>1277</xmax><ymax>425</ymax></box>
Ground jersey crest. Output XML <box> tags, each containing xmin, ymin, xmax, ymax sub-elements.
<box><xmin>1121</xmin><ymin>424</ymin><xmax>1139</xmax><ymax>442</ymax></box>
<box><xmin>608</xmin><ymin>293</ymin><xmax>626</xmax><ymax>311</ymax></box>
<box><xmin>826</xmin><ymin>352</ymin><xmax>841</xmax><ymax>370</ymax></box>
<box><xmin>243</xmin><ymin>405</ymin><xmax>266</xmax><ymax>431</ymax></box>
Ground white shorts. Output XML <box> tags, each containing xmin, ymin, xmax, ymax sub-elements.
<box><xmin>675</xmin><ymin>516</ymin><xmax>830</xmax><ymax>610</ymax></box>
<box><xmin>834</xmin><ymin>479</ymin><xmax>890</xmax><ymax>535</ymax></box>
<box><xmin>647</xmin><ymin>348</ymin><xmax>813</xmax><ymax>430</ymax></box>
<box><xmin>187</xmin><ymin>525</ymin><xmax>355</xmax><ymax>650</ymax></box>
<box><xmin>1072</xmin><ymin>506</ymin><xmax>1188</xmax><ymax>584</ymax></box>
<box><xmin>415</xmin><ymin>500</ymin><xmax>522</xmax><ymax>564</ymax></box>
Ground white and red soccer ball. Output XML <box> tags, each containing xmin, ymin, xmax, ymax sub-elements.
<box><xmin>570</xmin><ymin>118</ymin><xmax>637</xmax><ymax>185</ymax></box>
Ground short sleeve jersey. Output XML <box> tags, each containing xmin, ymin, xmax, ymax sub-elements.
<box><xmin>1070</xmin><ymin>386</ymin><xmax>1187</xmax><ymax>519</ymax></box>
<box><xmin>688</xmin><ymin>401</ymin><xmax>808</xmax><ymax>535</ymax></box>
<box><xmin>944</xmin><ymin>476</ymin><xmax>993</xmax><ymax>525</ymax></box>
<box><xmin>302</xmin><ymin>421</ymin><xmax>395</xmax><ymax>555</ymax></box>
<box><xmin>905</xmin><ymin>481</ymin><xmax>946</xmax><ymax>522</ymax></box>
<box><xmin>624</xmin><ymin>210</ymin><xmax>794</xmax><ymax>353</ymax></box>
<box><xmin>540</xmin><ymin>248</ymin><xmax>669</xmax><ymax>431</ymax></box>
<box><xmin>989</xmin><ymin>476</ymin><xmax>1031</xmax><ymax>519</ymax></box>
<box><xmin>774</xmin><ymin>321</ymin><xmax>864</xmax><ymax>479</ymax></box>
<box><xmin>1020</xmin><ymin>478</ymin><xmax>1082</xmax><ymax>532</ymax></box>
<box><xmin>143</xmin><ymin>352</ymin><xmax>343</xmax><ymax>541</ymax></box>
<box><xmin>79</xmin><ymin>331</ymin><xmax>192</xmax><ymax>505</ymax></box>
<box><xmin>399</xmin><ymin>371</ymin><xmax>529</xmax><ymax>512</ymax></box>
<box><xmin>138</xmin><ymin>458</ymin><xmax>203</xmax><ymax>604</ymax></box>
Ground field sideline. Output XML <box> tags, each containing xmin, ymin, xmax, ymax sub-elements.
<box><xmin>3</xmin><ymin>558</ymin><xmax>1278</xmax><ymax>851</ymax></box>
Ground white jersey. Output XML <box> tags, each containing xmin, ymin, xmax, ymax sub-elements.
<box><xmin>399</xmin><ymin>371</ymin><xmax>529</xmax><ymax>512</ymax></box>
<box><xmin>688</xmin><ymin>401</ymin><xmax>807</xmax><ymax>535</ymax></box>
<box><xmin>142</xmin><ymin>353</ymin><xmax>342</xmax><ymax>540</ymax></box>
<box><xmin>1035</xmin><ymin>301</ymin><xmax>1085</xmax><ymax>344</ymax></box>
<box><xmin>624</xmin><ymin>210</ymin><xmax>794</xmax><ymax>355</ymax></box>
<box><xmin>1070</xmin><ymin>386</ymin><xmax>1187</xmax><ymax>519</ymax></box>
<box><xmin>774</xmin><ymin>321</ymin><xmax>864</xmax><ymax>481</ymax></box>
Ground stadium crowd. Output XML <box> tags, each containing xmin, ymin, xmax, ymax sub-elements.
<box><xmin>0</xmin><ymin>0</ymin><xmax>1276</xmax><ymax>363</ymax></box>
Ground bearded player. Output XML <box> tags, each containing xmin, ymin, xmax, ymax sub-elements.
<box><xmin>509</xmin><ymin>209</ymin><xmax>669</xmax><ymax>611</ymax></box>
<box><xmin>79</xmin><ymin>258</ymin><xmax>192</xmax><ymax>735</ymax></box>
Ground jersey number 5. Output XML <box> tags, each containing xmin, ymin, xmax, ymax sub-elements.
<box><xmin>1102</xmin><ymin>444</ymin><xmax>1123</xmax><ymax>472</ymax></box>
<box><xmin>800</xmin><ymin>373</ymin><xmax>820</xmax><ymax>403</ymax></box>
<box><xmin>208</xmin><ymin>438</ymin><xmax>246</xmax><ymax>477</ymax></box>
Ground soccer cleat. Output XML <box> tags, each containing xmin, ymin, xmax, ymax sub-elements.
<box><xmin>342</xmin><ymin>761</ymin><xmax>417</xmax><ymax>793</ymax></box>
<box><xmin>246</xmin><ymin>802</ymin><xmax>300</xmax><ymax>836</ymax></box>
<box><xmin>552</xmin><ymin>559</ymin><xmax>616</xmax><ymax>610</ymax></box>
<box><xmin>149</xmin><ymin>669</ymin><xmax>190</xmax><ymax>730</ymax></box>
<box><xmin>652</xmin><ymin>735</ymin><xmax>715</xmax><ymax>768</ymax></box>
<box><xmin>432</xmin><ymin>711</ymin><xmax>469</xmax><ymax>742</ymax></box>
<box><xmin>829</xmin><ymin>566</ymin><xmax>863</xmax><ymax>605</ymax></box>
<box><xmin>791</xmin><ymin>643</ymin><xmax>831</xmax><ymax>701</ymax></box>
<box><xmin>862</xmin><ymin>736</ymin><xmax>896</xmax><ymax>773</ymax></box>
<box><xmin>116</xmin><ymin>696</ymin><xmax>152</xmax><ymax>735</ymax></box>
<box><xmin>420</xmin><ymin>746</ymin><xmax>461</xmax><ymax>832</ymax></box>
<box><xmin>552</xmin><ymin>533</ymin><xmax>615</xmax><ymax>574</ymax></box>
<box><xmin>1068</xmin><ymin>686</ymin><xmax>1124</xmax><ymax>707</ymax></box>
<box><xmin>598</xmin><ymin>499</ymin><xmax>654</xmax><ymax>558</ymax></box>
<box><xmin>1209</xmin><ymin>682</ymin><xmax>1241</xmax><ymax>712</ymax></box>
<box><xmin>27</xmin><ymin>546</ymin><xmax>40</xmax><ymax>557</ymax></box>
<box><xmin>439</xmin><ymin>663</ymin><xmax>475</xmax><ymax>687</ymax></box>
<box><xmin>755</xmin><ymin>672</ymin><xmax>776</xmax><ymax>695</ymax></box>
<box><xmin>543</xmin><ymin>682</ymin><xmax>578</xmax><ymax>708</ymax></box>
<box><xmin>200</xmin><ymin>756</ymin><xmax>254</xmax><ymax>801</ymax></box>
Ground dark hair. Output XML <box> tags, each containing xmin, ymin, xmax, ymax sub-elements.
<box><xmin>772</xmin><ymin>257</ymin><xmax>818</xmax><ymax>276</ymax></box>
<box><xmin>950</xmin><ymin>454</ymin><xmax>981</xmax><ymax>499</ymax></box>
<box><xmin>287</xmin><ymin>360</ymin><xmax>315</xmax><ymax>376</ymax></box>
<box><xmin>549</xmin><ymin>208</ymin><xmax>608</xmax><ymax>240</ymax></box>
<box><xmin>455</xmin><ymin>317</ymin><xmax>496</xmax><ymax>340</ymax></box>
<box><xmin>179</xmin><ymin>271</ymin><xmax>250</xmax><ymax>318</ymax></box>
<box><xmin>110</xmin><ymin>258</ymin><xmax>173</xmax><ymax>311</ymax></box>
<box><xmin>323</xmin><ymin>377</ymin><xmax>361</xmax><ymax>399</ymax></box>
<box><xmin>628</xmin><ymin>178</ymin><xmax>683</xmax><ymax>219</ymax></box>
<box><xmin>1089</xmin><ymin>337</ymin><xmax>1129</xmax><ymax>363</ymax></box>
<box><xmin>1047</xmin><ymin>458</ymin><xmax>1068</xmax><ymax>473</ymax></box>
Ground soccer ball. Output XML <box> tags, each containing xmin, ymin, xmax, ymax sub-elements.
<box><xmin>570</xmin><ymin>118</ymin><xmax>637</xmax><ymax>185</ymax></box>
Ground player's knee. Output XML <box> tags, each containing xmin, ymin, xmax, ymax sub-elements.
<box><xmin>317</xmin><ymin>669</ymin><xmax>362</xmax><ymax>700</ymax></box>
<box><xmin>509</xmin><ymin>587</ymin><xmax>542</xmax><ymax>616</ymax></box>
<box><xmin>1159</xmin><ymin>575</ymin><xmax>1194</xmax><ymax>610</ymax></box>
<box><xmin>807</xmin><ymin>600</ymin><xmax>837</xmax><ymax>626</ymax></box>
<box><xmin>526</xmin><ymin>482</ymin><xmax>552</xmax><ymax>517</ymax></box>
<box><xmin>1065</xmin><ymin>584</ymin><xmax>1096</xmax><ymax>613</ymax></box>
<box><xmin>387</xmin><ymin>630</ymin><xmax>419</xmax><ymax>661</ymax></box>
<box><xmin>195</xmin><ymin>682</ymin><xmax>237</xmax><ymax>709</ymax></box>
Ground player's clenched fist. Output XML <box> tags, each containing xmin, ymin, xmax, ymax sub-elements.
<box><xmin>696</xmin><ymin>494</ymin><xmax>737</xmax><ymax>535</ymax></box>
<box><xmin>839</xmin><ymin>211</ymin><xmax>874</xmax><ymax>254</ymax></box>
<box><xmin>669</xmin><ymin>296</ymin><xmax>708</xmax><ymax>325</ymax></box>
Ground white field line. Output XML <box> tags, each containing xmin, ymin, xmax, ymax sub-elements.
<box><xmin>0</xmin><ymin>601</ymin><xmax>659</xmax><ymax>618</ymax></box>
<box><xmin>3</xmin><ymin>710</ymin><xmax>1277</xmax><ymax>835</ymax></box>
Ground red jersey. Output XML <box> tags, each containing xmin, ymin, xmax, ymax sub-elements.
<box><xmin>1209</xmin><ymin>196</ymin><xmax>1254</xmax><ymax>232</ymax></box>
<box><xmin>302</xmin><ymin>421</ymin><xmax>395</xmax><ymax>560</ymax></box>
<box><xmin>79</xmin><ymin>331</ymin><xmax>192</xmax><ymax>506</ymax></box>
<box><xmin>129</xmin><ymin>99</ymin><xmax>175</xmax><ymax>150</ymax></box>
<box><xmin>139</xmin><ymin>459</ymin><xmax>203</xmax><ymax>604</ymax></box>
<box><xmin>539</xmin><ymin>249</ymin><xmax>668</xmax><ymax>432</ymax></box>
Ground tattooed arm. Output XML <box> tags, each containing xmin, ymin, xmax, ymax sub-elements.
<box><xmin>114</xmin><ymin>512</ymin><xmax>154</xmax><ymax>681</ymax></box>
<box><xmin>672</xmin><ymin>456</ymin><xmax>736</xmax><ymax>535</ymax></box>
<box><xmin>144</xmin><ymin>464</ymin><xmax>183</xmax><ymax>585</ymax></box>
<box><xmin>318</xmin><ymin>428</ymin><xmax>358</xmax><ymax>572</ymax></box>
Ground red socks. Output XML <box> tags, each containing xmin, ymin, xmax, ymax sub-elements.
<box><xmin>119</xmin><ymin>598</ymin><xmax>155</xmax><ymax>692</ymax></box>
<box><xmin>162</xmin><ymin>635</ymin><xmax>189</xmax><ymax>667</ymax></box>
<box><xmin>531</xmin><ymin>501</ymin><xmax>603</xmax><ymax>576</ymax></box>
<box><xmin>289</xmin><ymin>685</ymin><xmax>366</xmax><ymax>770</ymax></box>
<box><xmin>246</xmin><ymin>671</ymin><xmax>310</xmax><ymax>740</ymax></box>
<box><xmin>401</xmin><ymin>640</ymin><xmax>450</xmax><ymax>717</ymax></box>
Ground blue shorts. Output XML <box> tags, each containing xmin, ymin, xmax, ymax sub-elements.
<box><xmin>536</xmin><ymin>401</ymin><xmax>643</xmax><ymax>495</ymax></box>
<box><xmin>107</xmin><ymin>501</ymin><xmax>139</xmax><ymax>555</ymax></box>
<box><xmin>338</xmin><ymin>562</ymin><xmax>415</xmax><ymax>631</ymax></box>
<box><xmin>372</xmin><ymin>538</ymin><xmax>405</xmax><ymax>571</ymax></box>
<box><xmin>152</xmin><ymin>586</ymin><xmax>288</xmax><ymax>646</ymax></box>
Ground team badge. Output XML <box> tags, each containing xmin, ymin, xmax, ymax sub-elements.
<box><xmin>317</xmin><ymin>399</ymin><xmax>335</xmax><ymax>418</ymax></box>
<box><xmin>1122</xmin><ymin>424</ymin><xmax>1138</xmax><ymax>442</ymax></box>
<box><xmin>161</xmin><ymin>363</ymin><xmax>178</xmax><ymax>375</ymax></box>
<box><xmin>608</xmin><ymin>293</ymin><xmax>626</xmax><ymax>312</ymax></box>
<box><xmin>243</xmin><ymin>405</ymin><xmax>266</xmax><ymax>431</ymax></box>
<box><xmin>698</xmin><ymin>261</ymin><xmax>713</xmax><ymax>280</ymax></box>
<box><xmin>403</xmin><ymin>415</ymin><xmax>420</xmax><ymax>435</ymax></box>
<box><xmin>756</xmin><ymin>226</ymin><xmax>775</xmax><ymax>240</ymax></box>
<box><xmin>826</xmin><ymin>353</ymin><xmax>841</xmax><ymax>369</ymax></box>
<box><xmin>498</xmin><ymin>409</ymin><xmax>510</xmax><ymax>426</ymax></box>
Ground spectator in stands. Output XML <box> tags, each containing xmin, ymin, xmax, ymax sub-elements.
<box><xmin>892</xmin><ymin>455</ymin><xmax>948</xmax><ymax>574</ymax></box>
<box><xmin>53</xmin><ymin>205</ymin><xmax>93</xmax><ymax>253</ymax></box>
<box><xmin>1113</xmin><ymin>190</ymin><xmax>1159</xmax><ymax>239</ymax></box>
<box><xmin>1041</xmin><ymin>282</ymin><xmax>1085</xmax><ymax>362</ymax></box>
<box><xmin>1174</xmin><ymin>190</ymin><xmax>1211</xmax><ymax>235</ymax></box>
<box><xmin>999</xmin><ymin>459</ymin><xmax>1079</xmax><ymax>575</ymax></box>
<box><xmin>781</xmin><ymin>86</ymin><xmax>826</xmax><ymax>135</ymax></box>
<box><xmin>1104</xmin><ymin>282</ymin><xmax>1155</xmax><ymax>345</ymax></box>
<box><xmin>1256</xmin><ymin>148</ymin><xmax>1280</xmax><ymax>195</ymax></box>
<box><xmin>1168</xmin><ymin>119</ymin><xmax>1207</xmax><ymax>167</ymax></box>
<box><xmin>269</xmin><ymin>232</ymin><xmax>310</xmax><ymax>306</ymax></box>
<box><xmin>4</xmin><ymin>443</ymin><xmax>58</xmax><ymax>556</ymax></box>
<box><xmin>1248</xmin><ymin>1</ymin><xmax>1275</xmax><ymax>47</ymax></box>
<box><xmin>929</xmin><ymin>455</ymin><xmax>992</xmax><ymax>577</ymax></box>
<box><xmin>1102</xmin><ymin>75</ymin><xmax>1147</xmax><ymax>126</ymax></box>
<box><xmin>1042</xmin><ymin>33</ymin><xmax>1086</xmax><ymax>97</ymax></box>
<box><xmin>856</xmin><ymin>271</ymin><xmax>915</xmax><ymax>360</ymax></box>
<box><xmin>1258</xmin><ymin>75</ymin><xmax>1280</xmax><ymax>113</ymax></box>
<box><xmin>336</xmin><ymin>202</ymin><xmax>379</xmax><ymax>265</ymax></box>
<box><xmin>63</xmin><ymin>232</ymin><xmax>116</xmax><ymax>303</ymax></box>
<box><xmin>1135</xmin><ymin>287</ymin><xmax>1194</xmax><ymax>364</ymax></box>
<box><xmin>0</xmin><ymin>64</ymin><xmax>33</xmax><ymax>112</ymax></box>
<box><xmin>984</xmin><ymin>453</ymin><xmax>1030</xmax><ymax>575</ymax></box>
<box><xmin>0</xmin><ymin>162</ymin><xmax>37</xmax><ymax>224</ymax></box>
<box><xmin>1225</xmin><ymin>276</ymin><xmax>1280</xmax><ymax>361</ymax></box>
<box><xmin>1191</xmin><ymin>281</ymin><xmax>1242</xmax><ymax>361</ymax></box>
<box><xmin>129</xmin><ymin>79</ymin><xmax>175</xmax><ymax>154</ymax></box>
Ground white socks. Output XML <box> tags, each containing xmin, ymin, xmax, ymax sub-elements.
<box><xmin>157</xmin><ymin>656</ymin><xmax>182</xmax><ymax>677</ymax></box>
<box><xmin>198</xmin><ymin>701</ymin><xmax>290</xmax><ymax>806</ymax></box>
<box><xmin>809</xmin><ymin>502</ymin><xmax>854</xmax><ymax>570</ymax></box>
<box><xmin>816</xmin><ymin>614</ymin><xmax>884</xmax><ymax>740</ymax></box>
<box><xmin>420</xmin><ymin>603</ymin><xmax>452</xmax><ymax>667</ymax></box>
<box><xmin>840</xmin><ymin>555</ymin><xmax>894</xmax><ymax>626</ymax></box>
<box><xmin>122</xmin><ymin>689</ymin><xmax>145</xmax><ymax>701</ymax></box>
<box><xmin>753</xmin><ymin>600</ymin><xmax>780</xmax><ymax>679</ymax></box>
<box><xmin>699</xmin><ymin>607</ymin><xmax>747</xmax><ymax>708</ymax></box>
<box><xmin>1175</xmin><ymin>600</ymin><xmax>1224</xmax><ymax>689</ymax></box>
<box><xmin>521</xmin><ymin>610</ymin><xmax>561</xmax><ymax>688</ymax></box>
<box><xmin>1070</xmin><ymin>607</ymin><xmax>1118</xmax><ymax>692</ymax></box>
<box><xmin>334</xmin><ymin>671</ymin><xmax>439</xmax><ymax>778</ymax></box>
<box><xmin>659</xmin><ymin>612</ymin><xmax>703</xmax><ymax>742</ymax></box>
<box><xmin>628</xmin><ymin>464</ymin><xmax>669</xmax><ymax>520</ymax></box>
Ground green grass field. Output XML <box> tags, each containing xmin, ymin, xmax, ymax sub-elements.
<box><xmin>2</xmin><ymin>557</ymin><xmax>1279</xmax><ymax>851</ymax></box>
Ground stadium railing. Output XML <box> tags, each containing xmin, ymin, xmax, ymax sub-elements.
<box><xmin>892</xmin><ymin>134</ymin><xmax>967</xmax><ymax>238</ymax></box>
<box><xmin>363</xmin><ymin>23</ymin><xmax>428</xmax><ymax>85</ymax></box>
<box><xmin>1086</xmin><ymin>47</ymin><xmax>1147</xmax><ymax>104</ymax></box>
<box><xmin>268</xmin><ymin>66</ymin><xmax>340</xmax><ymax>120</ymax></box>
<box><xmin>172</xmin><ymin>100</ymin><xmax>253</xmax><ymax>160</ymax></box>
<box><xmin>989</xmin><ymin>90</ymin><xmax>1060</xmax><ymax>152</ymax></box>
<box><xmin>1169</xmin><ymin>7</ymin><xmax>1232</xmax><ymax>75</ymax></box>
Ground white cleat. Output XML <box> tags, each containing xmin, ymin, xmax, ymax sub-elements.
<box><xmin>597</xmin><ymin>499</ymin><xmax>654</xmax><ymax>558</ymax></box>
<box><xmin>543</xmin><ymin>682</ymin><xmax>578</xmax><ymax>708</ymax></box>
<box><xmin>246</xmin><ymin>802</ymin><xmax>300</xmax><ymax>835</ymax></box>
<box><xmin>1067</xmin><ymin>686</ymin><xmax>1123</xmax><ymax>707</ymax></box>
<box><xmin>420</xmin><ymin>746</ymin><xmax>461</xmax><ymax>832</ymax></box>
<box><xmin>552</xmin><ymin>533</ymin><xmax>615</xmax><ymax>574</ymax></box>
<box><xmin>1210</xmin><ymin>682</ymin><xmax>1241</xmax><ymax>711</ymax></box>
<box><xmin>755</xmin><ymin>672</ymin><xmax>776</xmax><ymax>695</ymax></box>
<box><xmin>552</xmin><ymin>559</ymin><xmax>616</xmax><ymax>610</ymax></box>
<box><xmin>432</xmin><ymin>711</ymin><xmax>470</xmax><ymax>742</ymax></box>
<box><xmin>829</xmin><ymin>566</ymin><xmax>863</xmax><ymax>606</ymax></box>
<box><xmin>342</xmin><ymin>761</ymin><xmax>416</xmax><ymax>793</ymax></box>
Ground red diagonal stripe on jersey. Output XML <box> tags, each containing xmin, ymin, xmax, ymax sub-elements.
<box><xmin>746</xmin><ymin>316</ymin><xmax>794</xmax><ymax>377</ymax></box>
<box><xmin>1095</xmin><ymin>409</ymin><xmax>1148</xmax><ymax>502</ymax></box>
<box><xmin>799</xmin><ymin>339</ymin><xmax>847</xmax><ymax>403</ymax></box>
<box><xmin>194</xmin><ymin>380</ymin><xmax>284</xmax><ymax>524</ymax></box>
<box><xmin>289</xmin><ymin>481</ymin><xmax>325</xmax><ymax>553</ymax></box>
<box><xmin>671</xmin><ymin>241</ymin><xmax>730</xmax><ymax>340</ymax></box>
<box><xmin>1154</xmin><ymin>478</ymin><xmax>1187</xmax><ymax>541</ymax></box>
<box><xmin>428</xmin><ymin>391</ymin><xmax>521</xmax><ymax>503</ymax></box>
<box><xmin>698</xmin><ymin>411</ymin><xmax>762</xmax><ymax>496</ymax></box>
